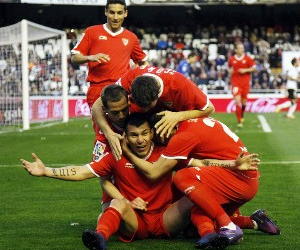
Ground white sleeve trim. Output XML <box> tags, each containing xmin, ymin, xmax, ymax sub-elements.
<box><xmin>86</xmin><ymin>164</ymin><xmax>100</xmax><ymax>178</ymax></box>
<box><xmin>161</xmin><ymin>154</ymin><xmax>187</xmax><ymax>160</ymax></box>
<box><xmin>200</xmin><ymin>95</ymin><xmax>210</xmax><ymax>111</ymax></box>
<box><xmin>187</xmin><ymin>158</ymin><xmax>194</xmax><ymax>166</ymax></box>
<box><xmin>70</xmin><ymin>49</ymin><xmax>81</xmax><ymax>55</ymax></box>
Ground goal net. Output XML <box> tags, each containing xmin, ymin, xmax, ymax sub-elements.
<box><xmin>0</xmin><ymin>19</ymin><xmax>68</xmax><ymax>132</ymax></box>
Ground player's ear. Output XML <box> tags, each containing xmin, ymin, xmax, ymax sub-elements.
<box><xmin>150</xmin><ymin>128</ymin><xmax>154</xmax><ymax>140</ymax></box>
<box><xmin>124</xmin><ymin>10</ymin><xmax>128</xmax><ymax>18</ymax></box>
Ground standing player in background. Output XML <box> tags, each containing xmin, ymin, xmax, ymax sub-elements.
<box><xmin>71</xmin><ymin>0</ymin><xmax>148</xmax><ymax>153</ymax></box>
<box><xmin>92</xmin><ymin>65</ymin><xmax>215</xmax><ymax>160</ymax></box>
<box><xmin>275</xmin><ymin>57</ymin><xmax>299</xmax><ymax>119</ymax></box>
<box><xmin>228</xmin><ymin>42</ymin><xmax>256</xmax><ymax>128</ymax></box>
<box><xmin>177</xmin><ymin>52</ymin><xmax>198</xmax><ymax>78</ymax></box>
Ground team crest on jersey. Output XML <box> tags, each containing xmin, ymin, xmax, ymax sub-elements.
<box><xmin>122</xmin><ymin>38</ymin><xmax>129</xmax><ymax>46</ymax></box>
<box><xmin>99</xmin><ymin>35</ymin><xmax>107</xmax><ymax>40</ymax></box>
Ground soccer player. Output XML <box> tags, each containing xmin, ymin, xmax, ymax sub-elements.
<box><xmin>92</xmin><ymin>65</ymin><xmax>215</xmax><ymax>160</ymax></box>
<box><xmin>22</xmin><ymin>113</ymin><xmax>237</xmax><ymax>250</ymax></box>
<box><xmin>177</xmin><ymin>52</ymin><xmax>199</xmax><ymax>78</ymax></box>
<box><xmin>122</xmin><ymin>115</ymin><xmax>280</xmax><ymax>248</ymax></box>
<box><xmin>71</xmin><ymin>0</ymin><xmax>148</xmax><ymax>148</ymax></box>
<box><xmin>228</xmin><ymin>42</ymin><xmax>256</xmax><ymax>127</ymax></box>
<box><xmin>275</xmin><ymin>57</ymin><xmax>299</xmax><ymax>119</ymax></box>
<box><xmin>92</xmin><ymin>84</ymin><xmax>129</xmax><ymax>162</ymax></box>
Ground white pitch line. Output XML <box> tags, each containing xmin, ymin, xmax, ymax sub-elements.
<box><xmin>257</xmin><ymin>115</ymin><xmax>272</xmax><ymax>133</ymax></box>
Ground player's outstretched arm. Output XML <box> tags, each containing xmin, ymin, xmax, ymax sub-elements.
<box><xmin>189</xmin><ymin>151</ymin><xmax>260</xmax><ymax>171</ymax></box>
<box><xmin>21</xmin><ymin>153</ymin><xmax>95</xmax><ymax>181</ymax></box>
<box><xmin>92</xmin><ymin>97</ymin><xmax>123</xmax><ymax>161</ymax></box>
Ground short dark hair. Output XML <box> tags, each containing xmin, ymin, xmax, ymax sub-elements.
<box><xmin>131</xmin><ymin>76</ymin><xmax>160</xmax><ymax>108</ymax></box>
<box><xmin>106</xmin><ymin>0</ymin><xmax>127</xmax><ymax>10</ymax></box>
<box><xmin>101</xmin><ymin>84</ymin><xmax>128</xmax><ymax>109</ymax></box>
<box><xmin>148</xmin><ymin>113</ymin><xmax>163</xmax><ymax>128</ymax></box>
<box><xmin>188</xmin><ymin>52</ymin><xmax>197</xmax><ymax>59</ymax></box>
<box><xmin>291</xmin><ymin>57</ymin><xmax>297</xmax><ymax>66</ymax></box>
<box><xmin>125</xmin><ymin>113</ymin><xmax>149</xmax><ymax>133</ymax></box>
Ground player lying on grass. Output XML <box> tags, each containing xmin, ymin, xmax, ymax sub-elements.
<box><xmin>121</xmin><ymin>114</ymin><xmax>280</xmax><ymax>249</ymax></box>
<box><xmin>21</xmin><ymin>113</ymin><xmax>259</xmax><ymax>250</ymax></box>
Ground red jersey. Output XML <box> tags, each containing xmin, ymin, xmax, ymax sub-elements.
<box><xmin>116</xmin><ymin>65</ymin><xmax>210</xmax><ymax>113</ymax></box>
<box><xmin>87</xmin><ymin>144</ymin><xmax>172</xmax><ymax>213</ymax></box>
<box><xmin>161</xmin><ymin>117</ymin><xmax>259</xmax><ymax>179</ymax></box>
<box><xmin>71</xmin><ymin>24</ymin><xmax>147</xmax><ymax>84</ymax></box>
<box><xmin>92</xmin><ymin>114</ymin><xmax>125</xmax><ymax>161</ymax></box>
<box><xmin>228</xmin><ymin>54</ymin><xmax>255</xmax><ymax>86</ymax></box>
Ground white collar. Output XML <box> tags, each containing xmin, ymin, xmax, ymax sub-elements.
<box><xmin>143</xmin><ymin>142</ymin><xmax>155</xmax><ymax>160</ymax></box>
<box><xmin>103</xmin><ymin>23</ymin><xmax>124</xmax><ymax>36</ymax></box>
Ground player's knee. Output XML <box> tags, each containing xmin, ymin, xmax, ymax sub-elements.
<box><xmin>110</xmin><ymin>198</ymin><xmax>129</xmax><ymax>214</ymax></box>
<box><xmin>173</xmin><ymin>168</ymin><xmax>190</xmax><ymax>187</ymax></box>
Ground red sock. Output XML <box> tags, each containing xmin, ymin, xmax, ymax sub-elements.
<box><xmin>230</xmin><ymin>215</ymin><xmax>254</xmax><ymax>229</ymax></box>
<box><xmin>96</xmin><ymin>207</ymin><xmax>122</xmax><ymax>240</ymax></box>
<box><xmin>236</xmin><ymin>104</ymin><xmax>242</xmax><ymax>123</ymax></box>
<box><xmin>173</xmin><ymin>169</ymin><xmax>231</xmax><ymax>228</ymax></box>
<box><xmin>191</xmin><ymin>207</ymin><xmax>215</xmax><ymax>237</ymax></box>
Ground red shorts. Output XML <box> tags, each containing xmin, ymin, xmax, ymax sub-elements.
<box><xmin>119</xmin><ymin>208</ymin><xmax>171</xmax><ymax>242</ymax></box>
<box><xmin>185</xmin><ymin>167</ymin><xmax>259</xmax><ymax>215</ymax></box>
<box><xmin>87</xmin><ymin>82</ymin><xmax>115</xmax><ymax>136</ymax></box>
<box><xmin>86</xmin><ymin>82</ymin><xmax>115</xmax><ymax>109</ymax></box>
<box><xmin>232</xmin><ymin>83</ymin><xmax>250</xmax><ymax>99</ymax></box>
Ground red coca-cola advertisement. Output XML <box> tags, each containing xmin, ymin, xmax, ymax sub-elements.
<box><xmin>27</xmin><ymin>95</ymin><xmax>299</xmax><ymax>122</ymax></box>
<box><xmin>29</xmin><ymin>98</ymin><xmax>91</xmax><ymax>121</ymax></box>
<box><xmin>210</xmin><ymin>96</ymin><xmax>300</xmax><ymax>113</ymax></box>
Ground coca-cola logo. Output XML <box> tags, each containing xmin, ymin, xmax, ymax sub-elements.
<box><xmin>226</xmin><ymin>97</ymin><xmax>280</xmax><ymax>113</ymax></box>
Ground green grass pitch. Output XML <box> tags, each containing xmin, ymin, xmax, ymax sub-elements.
<box><xmin>0</xmin><ymin>112</ymin><xmax>299</xmax><ymax>250</ymax></box>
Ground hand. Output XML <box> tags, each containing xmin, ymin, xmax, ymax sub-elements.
<box><xmin>237</xmin><ymin>68</ymin><xmax>248</xmax><ymax>74</ymax></box>
<box><xmin>106</xmin><ymin>132</ymin><xmax>124</xmax><ymax>161</ymax></box>
<box><xmin>20</xmin><ymin>153</ymin><xmax>46</xmax><ymax>176</ymax></box>
<box><xmin>88</xmin><ymin>53</ymin><xmax>110</xmax><ymax>64</ymax></box>
<box><xmin>154</xmin><ymin>111</ymin><xmax>179</xmax><ymax>138</ymax></box>
<box><xmin>130</xmin><ymin>197</ymin><xmax>148</xmax><ymax>211</ymax></box>
<box><xmin>234</xmin><ymin>151</ymin><xmax>260</xmax><ymax>171</ymax></box>
<box><xmin>121</xmin><ymin>135</ymin><xmax>131</xmax><ymax>156</ymax></box>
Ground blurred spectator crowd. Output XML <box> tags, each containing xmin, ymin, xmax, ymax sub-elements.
<box><xmin>1</xmin><ymin>23</ymin><xmax>300</xmax><ymax>97</ymax></box>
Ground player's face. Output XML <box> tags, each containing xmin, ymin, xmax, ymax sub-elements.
<box><xmin>105</xmin><ymin>4</ymin><xmax>128</xmax><ymax>32</ymax></box>
<box><xmin>105</xmin><ymin>96</ymin><xmax>129</xmax><ymax>128</ymax></box>
<box><xmin>235</xmin><ymin>44</ymin><xmax>245</xmax><ymax>56</ymax></box>
<box><xmin>126</xmin><ymin>122</ymin><xmax>154</xmax><ymax>158</ymax></box>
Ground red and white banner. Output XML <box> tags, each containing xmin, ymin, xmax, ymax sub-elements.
<box><xmin>29</xmin><ymin>97</ymin><xmax>91</xmax><ymax>122</ymax></box>
<box><xmin>3</xmin><ymin>94</ymin><xmax>297</xmax><ymax>123</ymax></box>
<box><xmin>210</xmin><ymin>95</ymin><xmax>298</xmax><ymax>113</ymax></box>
